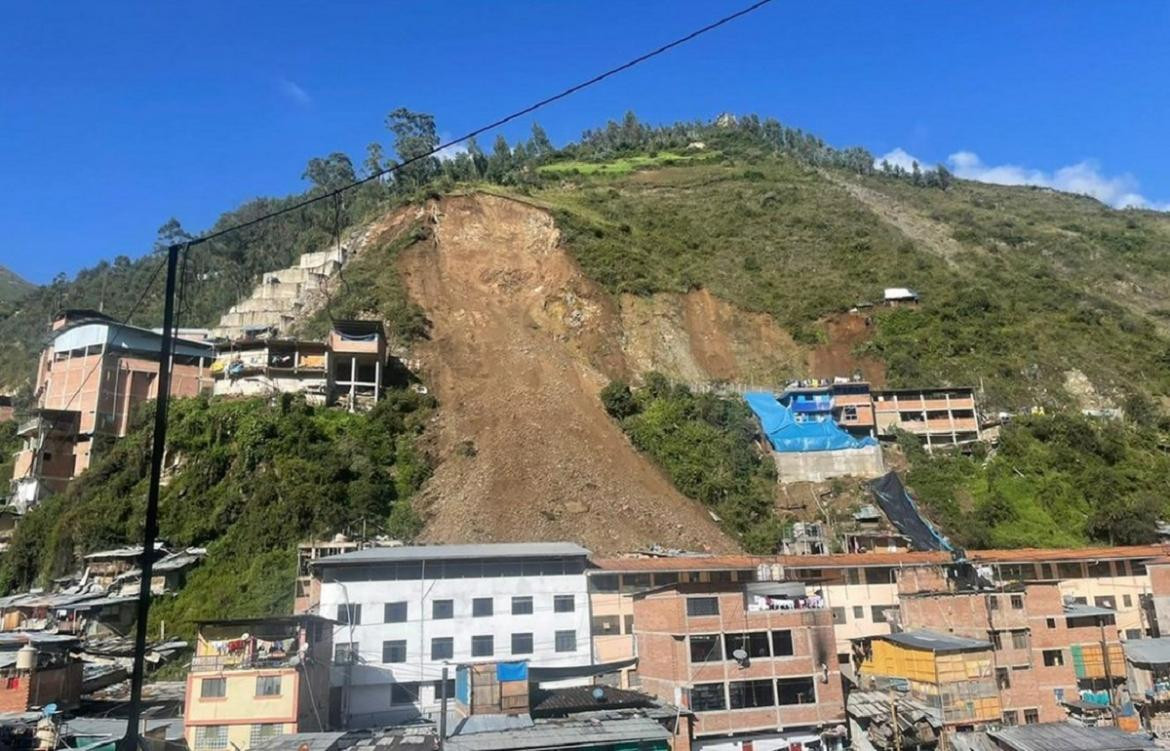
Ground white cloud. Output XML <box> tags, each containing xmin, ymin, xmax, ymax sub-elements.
<box><xmin>277</xmin><ymin>77</ymin><xmax>312</xmax><ymax>107</ymax></box>
<box><xmin>877</xmin><ymin>147</ymin><xmax>1167</xmax><ymax>211</ymax></box>
<box><xmin>875</xmin><ymin>148</ymin><xmax>925</xmax><ymax>172</ymax></box>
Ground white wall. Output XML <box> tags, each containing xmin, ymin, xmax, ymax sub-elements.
<box><xmin>320</xmin><ymin>565</ymin><xmax>591</xmax><ymax>726</ymax></box>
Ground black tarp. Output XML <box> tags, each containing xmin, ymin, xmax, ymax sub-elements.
<box><xmin>869</xmin><ymin>471</ymin><xmax>953</xmax><ymax>552</ymax></box>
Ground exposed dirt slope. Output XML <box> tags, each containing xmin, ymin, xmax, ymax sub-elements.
<box><xmin>619</xmin><ymin>290</ymin><xmax>804</xmax><ymax>387</ymax></box>
<box><xmin>809</xmin><ymin>313</ymin><xmax>887</xmax><ymax>386</ymax></box>
<box><xmin>398</xmin><ymin>193</ymin><xmax>737</xmax><ymax>554</ymax></box>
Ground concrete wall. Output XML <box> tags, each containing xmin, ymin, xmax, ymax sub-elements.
<box><xmin>772</xmin><ymin>446</ymin><xmax>885</xmax><ymax>483</ymax></box>
<box><xmin>319</xmin><ymin>565</ymin><xmax>591</xmax><ymax>727</ymax></box>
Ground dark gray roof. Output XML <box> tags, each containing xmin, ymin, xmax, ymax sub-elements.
<box><xmin>1065</xmin><ymin>603</ymin><xmax>1116</xmax><ymax>618</ymax></box>
<box><xmin>882</xmin><ymin>630</ymin><xmax>991</xmax><ymax>652</ymax></box>
<box><xmin>1124</xmin><ymin>637</ymin><xmax>1170</xmax><ymax>668</ymax></box>
<box><xmin>445</xmin><ymin>716</ymin><xmax>669</xmax><ymax>751</ymax></box>
<box><xmin>529</xmin><ymin>685</ymin><xmax>655</xmax><ymax>716</ymax></box>
<box><xmin>989</xmin><ymin>723</ymin><xmax>1156</xmax><ymax>751</ymax></box>
<box><xmin>249</xmin><ymin>733</ymin><xmax>348</xmax><ymax>751</ymax></box>
<box><xmin>314</xmin><ymin>542</ymin><xmax>590</xmax><ymax>567</ymax></box>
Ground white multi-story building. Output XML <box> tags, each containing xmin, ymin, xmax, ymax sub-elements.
<box><xmin>312</xmin><ymin>542</ymin><xmax>593</xmax><ymax>728</ymax></box>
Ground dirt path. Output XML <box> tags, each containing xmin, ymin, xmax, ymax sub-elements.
<box><xmin>398</xmin><ymin>193</ymin><xmax>737</xmax><ymax>554</ymax></box>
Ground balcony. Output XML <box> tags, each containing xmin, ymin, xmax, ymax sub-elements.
<box><xmin>190</xmin><ymin>653</ymin><xmax>297</xmax><ymax>673</ymax></box>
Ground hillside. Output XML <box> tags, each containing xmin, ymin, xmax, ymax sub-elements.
<box><xmin>4</xmin><ymin>113</ymin><xmax>1170</xmax><ymax>610</ymax></box>
<box><xmin>0</xmin><ymin>266</ymin><xmax>33</xmax><ymax>306</ymax></box>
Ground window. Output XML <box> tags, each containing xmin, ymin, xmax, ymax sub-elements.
<box><xmin>1042</xmin><ymin>649</ymin><xmax>1064</xmax><ymax>667</ymax></box>
<box><xmin>249</xmin><ymin>724</ymin><xmax>282</xmax><ymax>748</ymax></box>
<box><xmin>1010</xmin><ymin>594</ymin><xmax>1024</xmax><ymax>610</ymax></box>
<box><xmin>690</xmin><ymin>682</ymin><xmax>726</xmax><ymax>711</ymax></box>
<box><xmin>991</xmin><ymin>632</ymin><xmax>1003</xmax><ymax>650</ymax></box>
<box><xmin>771</xmin><ymin>630</ymin><xmax>794</xmax><ymax>657</ymax></box>
<box><xmin>194</xmin><ymin>726</ymin><xmax>228</xmax><ymax>751</ymax></box>
<box><xmin>1127</xmin><ymin>628</ymin><xmax>1144</xmax><ymax>640</ymax></box>
<box><xmin>256</xmin><ymin>675</ymin><xmax>282</xmax><ymax>697</ymax></box>
<box><xmin>1002</xmin><ymin>710</ymin><xmax>1018</xmax><ymax>726</ymax></box>
<box><xmin>592</xmin><ymin>615</ymin><xmax>620</xmax><ymax>635</ymax></box>
<box><xmin>871</xmin><ymin>605</ymin><xmax>895</xmax><ymax>623</ymax></box>
<box><xmin>511</xmin><ymin>596</ymin><xmax>533</xmax><ymax>615</ymax></box>
<box><xmin>624</xmin><ymin>615</ymin><xmax>634</xmax><ymax>634</ymax></box>
<box><xmin>384</xmin><ymin>601</ymin><xmax>408</xmax><ymax>623</ymax></box>
<box><xmin>432</xmin><ymin>599</ymin><xmax>454</xmax><ymax>619</ymax></box>
<box><xmin>1088</xmin><ymin>561</ymin><xmax>1113</xmax><ymax>578</ymax></box>
<box><xmin>554</xmin><ymin>594</ymin><xmax>576</xmax><ymax>613</ymax></box>
<box><xmin>1133</xmin><ymin>562</ymin><xmax>1147</xmax><ymax>576</ymax></box>
<box><xmin>686</xmin><ymin>597</ymin><xmax>719</xmax><ymax>617</ymax></box>
<box><xmin>555</xmin><ymin>630</ymin><xmax>577</xmax><ymax>653</ymax></box>
<box><xmin>337</xmin><ymin>603</ymin><xmax>361</xmax><ymax>625</ymax></box>
<box><xmin>864</xmin><ymin>567</ymin><xmax>893</xmax><ymax>585</ymax></box>
<box><xmin>652</xmin><ymin>573</ymin><xmax>679</xmax><ymax>586</ymax></box>
<box><xmin>776</xmin><ymin>677</ymin><xmax>816</xmax><ymax>705</ymax></box>
<box><xmin>1046</xmin><ymin>618</ymin><xmax>1056</xmax><ymax>629</ymax></box>
<box><xmin>989</xmin><ymin>595</ymin><xmax>1000</xmax><ymax>610</ymax></box>
<box><xmin>1057</xmin><ymin>562</ymin><xmax>1084</xmax><ymax>579</ymax></box>
<box><xmin>382</xmin><ymin>640</ymin><xmax>407</xmax><ymax>663</ymax></box>
<box><xmin>724</xmin><ymin>632</ymin><xmax>770</xmax><ymax>659</ymax></box>
<box><xmin>511</xmin><ymin>633</ymin><xmax>534</xmax><ymax>655</ymax></box>
<box><xmin>334</xmin><ymin>642</ymin><xmax>357</xmax><ymax>664</ymax></box>
<box><xmin>472</xmin><ymin>598</ymin><xmax>493</xmax><ymax>617</ymax></box>
<box><xmin>471</xmin><ymin>635</ymin><xmax>494</xmax><ymax>657</ymax></box>
<box><xmin>390</xmin><ymin>682</ymin><xmax>419</xmax><ymax>705</ymax></box>
<box><xmin>690</xmin><ymin>635</ymin><xmax>724</xmax><ymax>662</ymax></box>
<box><xmin>846</xmin><ymin>568</ymin><xmax>861</xmax><ymax>586</ymax></box>
<box><xmin>729</xmin><ymin>679</ymin><xmax>775</xmax><ymax>709</ymax></box>
<box><xmin>843</xmin><ymin>405</ymin><xmax>858</xmax><ymax>420</ymax></box>
<box><xmin>433</xmin><ymin>679</ymin><xmax>455</xmax><ymax>700</ymax></box>
<box><xmin>431</xmin><ymin>637</ymin><xmax>454</xmax><ymax>660</ymax></box>
<box><xmin>621</xmin><ymin>573</ymin><xmax>652</xmax><ymax>592</ymax></box>
<box><xmin>1094</xmin><ymin>596</ymin><xmax>1116</xmax><ymax>610</ymax></box>
<box><xmin>200</xmin><ymin>678</ymin><xmax>226</xmax><ymax>699</ymax></box>
<box><xmin>590</xmin><ymin>574</ymin><xmax>619</xmax><ymax>592</ymax></box>
<box><xmin>1023</xmin><ymin>709</ymin><xmax>1039</xmax><ymax>725</ymax></box>
<box><xmin>1123</xmin><ymin>595</ymin><xmax>1134</xmax><ymax>608</ymax></box>
<box><xmin>831</xmin><ymin>607</ymin><xmax>846</xmax><ymax>624</ymax></box>
<box><xmin>852</xmin><ymin>606</ymin><xmax>865</xmax><ymax>620</ymax></box>
<box><xmin>1011</xmin><ymin>631</ymin><xmax>1030</xmax><ymax>650</ymax></box>
<box><xmin>996</xmin><ymin>667</ymin><xmax>1011</xmax><ymax>690</ymax></box>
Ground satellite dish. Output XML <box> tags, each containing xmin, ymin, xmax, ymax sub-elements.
<box><xmin>591</xmin><ymin>687</ymin><xmax>606</xmax><ymax>701</ymax></box>
<box><xmin>732</xmin><ymin>648</ymin><xmax>749</xmax><ymax>665</ymax></box>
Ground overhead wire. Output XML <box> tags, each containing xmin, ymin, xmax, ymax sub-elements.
<box><xmin>179</xmin><ymin>0</ymin><xmax>775</xmax><ymax>251</ymax></box>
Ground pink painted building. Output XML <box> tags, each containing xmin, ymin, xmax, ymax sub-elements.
<box><xmin>10</xmin><ymin>310</ymin><xmax>213</xmax><ymax>507</ymax></box>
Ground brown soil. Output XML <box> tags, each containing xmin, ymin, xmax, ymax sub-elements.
<box><xmin>809</xmin><ymin>313</ymin><xmax>887</xmax><ymax>386</ymax></box>
<box><xmin>397</xmin><ymin>193</ymin><xmax>737</xmax><ymax>554</ymax></box>
<box><xmin>619</xmin><ymin>290</ymin><xmax>805</xmax><ymax>386</ymax></box>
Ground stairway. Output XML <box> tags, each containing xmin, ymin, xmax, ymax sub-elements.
<box><xmin>209</xmin><ymin>248</ymin><xmax>347</xmax><ymax>340</ymax></box>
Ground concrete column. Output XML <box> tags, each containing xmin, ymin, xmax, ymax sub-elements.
<box><xmin>374</xmin><ymin>359</ymin><xmax>382</xmax><ymax>403</ymax></box>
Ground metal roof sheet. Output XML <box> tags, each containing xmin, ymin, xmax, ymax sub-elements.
<box><xmin>881</xmin><ymin>629</ymin><xmax>991</xmax><ymax>652</ymax></box>
<box><xmin>315</xmin><ymin>542</ymin><xmax>590</xmax><ymax>566</ymax></box>
<box><xmin>249</xmin><ymin>732</ymin><xmax>348</xmax><ymax>751</ymax></box>
<box><xmin>445</xmin><ymin>716</ymin><xmax>669</xmax><ymax>751</ymax></box>
<box><xmin>1124</xmin><ymin>637</ymin><xmax>1170</xmax><ymax>668</ymax></box>
<box><xmin>989</xmin><ymin>723</ymin><xmax>1156</xmax><ymax>751</ymax></box>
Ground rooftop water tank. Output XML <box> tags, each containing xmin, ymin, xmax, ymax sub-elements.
<box><xmin>16</xmin><ymin>644</ymin><xmax>37</xmax><ymax>671</ymax></box>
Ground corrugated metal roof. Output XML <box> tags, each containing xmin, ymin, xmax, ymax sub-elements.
<box><xmin>249</xmin><ymin>732</ymin><xmax>348</xmax><ymax>751</ymax></box>
<box><xmin>989</xmin><ymin>723</ymin><xmax>1156</xmax><ymax>751</ymax></box>
<box><xmin>968</xmin><ymin>545</ymin><xmax>1169</xmax><ymax>564</ymax></box>
<box><xmin>1124</xmin><ymin>638</ymin><xmax>1170</xmax><ymax>668</ymax></box>
<box><xmin>1065</xmin><ymin>603</ymin><xmax>1116</xmax><ymax>618</ymax></box>
<box><xmin>445</xmin><ymin>716</ymin><xmax>669</xmax><ymax>751</ymax></box>
<box><xmin>315</xmin><ymin>543</ymin><xmax>590</xmax><ymax>567</ymax></box>
<box><xmin>589</xmin><ymin>551</ymin><xmax>949</xmax><ymax>572</ymax></box>
<box><xmin>881</xmin><ymin>629</ymin><xmax>991</xmax><ymax>652</ymax></box>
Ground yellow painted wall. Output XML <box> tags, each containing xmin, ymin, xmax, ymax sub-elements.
<box><xmin>186</xmin><ymin>670</ymin><xmax>298</xmax><ymax>724</ymax></box>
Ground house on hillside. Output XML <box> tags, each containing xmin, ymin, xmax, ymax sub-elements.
<box><xmin>9</xmin><ymin>309</ymin><xmax>214</xmax><ymax>508</ymax></box>
<box><xmin>883</xmin><ymin>287</ymin><xmax>920</xmax><ymax>306</ymax></box>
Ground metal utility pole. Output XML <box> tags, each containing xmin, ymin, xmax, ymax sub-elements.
<box><xmin>120</xmin><ymin>244</ymin><xmax>182</xmax><ymax>751</ymax></box>
<box><xmin>439</xmin><ymin>665</ymin><xmax>449</xmax><ymax>749</ymax></box>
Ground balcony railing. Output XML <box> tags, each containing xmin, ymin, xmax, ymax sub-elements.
<box><xmin>190</xmin><ymin>654</ymin><xmax>296</xmax><ymax>673</ymax></box>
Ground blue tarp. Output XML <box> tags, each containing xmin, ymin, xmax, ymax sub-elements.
<box><xmin>744</xmin><ymin>392</ymin><xmax>878</xmax><ymax>453</ymax></box>
<box><xmin>496</xmin><ymin>661</ymin><xmax>528</xmax><ymax>682</ymax></box>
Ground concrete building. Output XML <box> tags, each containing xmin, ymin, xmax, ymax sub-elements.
<box><xmin>871</xmin><ymin>387</ymin><xmax>980</xmax><ymax>448</ymax></box>
<box><xmin>632</xmin><ymin>580</ymin><xmax>846</xmax><ymax>751</ymax></box>
<box><xmin>897</xmin><ymin>582</ymin><xmax>1127</xmax><ymax>725</ymax></box>
<box><xmin>311</xmin><ymin>543</ymin><xmax>593</xmax><ymax>729</ymax></box>
<box><xmin>10</xmin><ymin>309</ymin><xmax>213</xmax><ymax>507</ymax></box>
<box><xmin>184</xmin><ymin>615</ymin><xmax>333</xmax><ymax>751</ymax></box>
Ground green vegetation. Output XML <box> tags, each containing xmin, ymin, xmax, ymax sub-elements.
<box><xmin>298</xmin><ymin>224</ymin><xmax>430</xmax><ymax>345</ymax></box>
<box><xmin>0</xmin><ymin>391</ymin><xmax>433</xmax><ymax>637</ymax></box>
<box><xmin>537</xmin><ymin>151</ymin><xmax>713</xmax><ymax>176</ymax></box>
<box><xmin>0</xmin><ymin>421</ymin><xmax>17</xmax><ymax>489</ymax></box>
<box><xmin>900</xmin><ymin>414</ymin><xmax>1170</xmax><ymax>549</ymax></box>
<box><xmin>601</xmin><ymin>375</ymin><xmax>782</xmax><ymax>552</ymax></box>
<box><xmin>0</xmin><ymin>266</ymin><xmax>33</xmax><ymax>308</ymax></box>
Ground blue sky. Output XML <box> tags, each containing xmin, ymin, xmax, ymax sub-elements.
<box><xmin>2</xmin><ymin>1</ymin><xmax>1167</xmax><ymax>284</ymax></box>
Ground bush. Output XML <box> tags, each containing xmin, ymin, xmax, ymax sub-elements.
<box><xmin>600</xmin><ymin>380</ymin><xmax>639</xmax><ymax>419</ymax></box>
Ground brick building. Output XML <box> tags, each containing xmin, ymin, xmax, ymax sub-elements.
<box><xmin>632</xmin><ymin>581</ymin><xmax>846</xmax><ymax>751</ymax></box>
